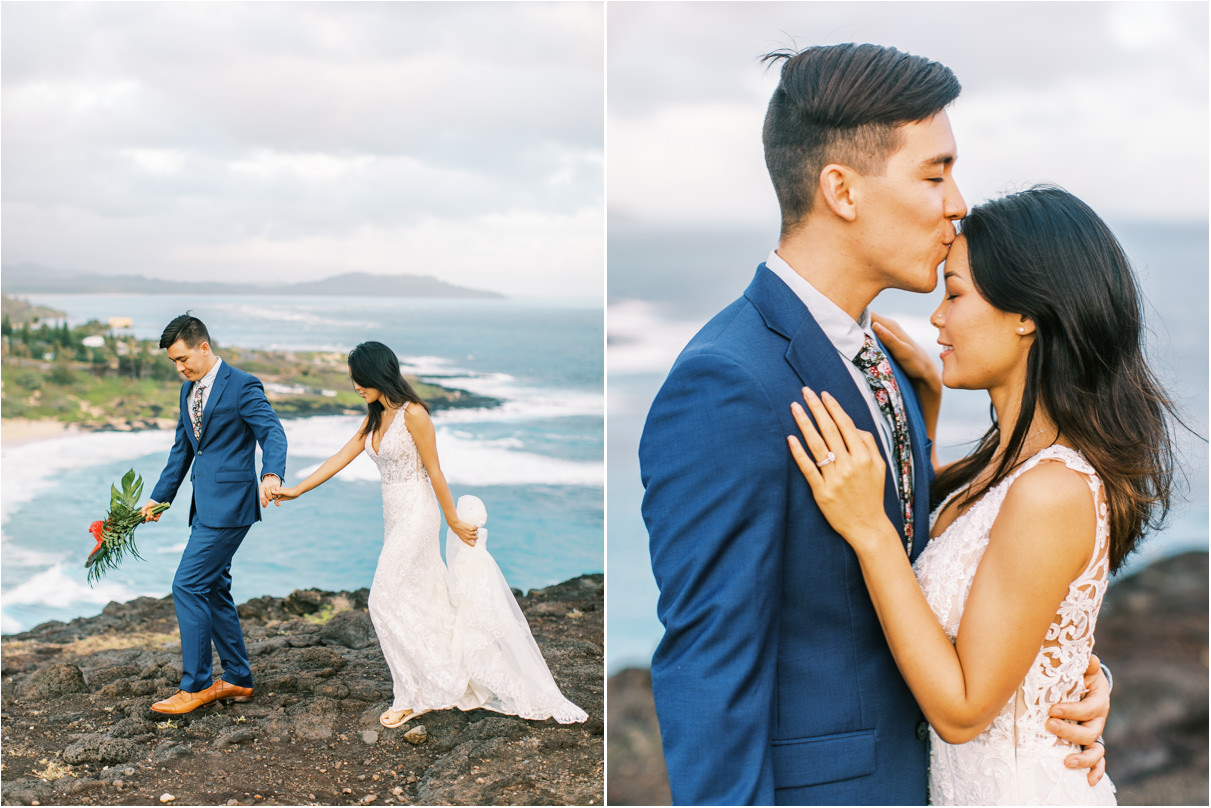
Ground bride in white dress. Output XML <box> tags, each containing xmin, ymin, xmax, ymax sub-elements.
<box><xmin>274</xmin><ymin>341</ymin><xmax>587</xmax><ymax>728</ymax></box>
<box><xmin>788</xmin><ymin>187</ymin><xmax>1176</xmax><ymax>805</ymax></box>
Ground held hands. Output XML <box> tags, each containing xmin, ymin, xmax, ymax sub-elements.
<box><xmin>787</xmin><ymin>388</ymin><xmax>896</xmax><ymax>554</ymax></box>
<box><xmin>449</xmin><ymin>518</ymin><xmax>479</xmax><ymax>547</ymax></box>
<box><xmin>140</xmin><ymin>501</ymin><xmax>164</xmax><ymax>523</ymax></box>
<box><xmin>259</xmin><ymin>475</ymin><xmax>281</xmax><ymax>508</ymax></box>
<box><xmin>272</xmin><ymin>486</ymin><xmax>301</xmax><ymax>506</ymax></box>
<box><xmin>1048</xmin><ymin>654</ymin><xmax>1110</xmax><ymax>785</ymax></box>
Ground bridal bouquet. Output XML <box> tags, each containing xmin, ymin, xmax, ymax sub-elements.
<box><xmin>85</xmin><ymin>469</ymin><xmax>169</xmax><ymax>585</ymax></box>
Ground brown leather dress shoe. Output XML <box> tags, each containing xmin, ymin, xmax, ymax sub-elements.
<box><xmin>209</xmin><ymin>679</ymin><xmax>254</xmax><ymax>703</ymax></box>
<box><xmin>150</xmin><ymin>688</ymin><xmax>217</xmax><ymax>715</ymax></box>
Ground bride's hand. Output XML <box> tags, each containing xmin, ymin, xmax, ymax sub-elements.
<box><xmin>272</xmin><ymin>487</ymin><xmax>300</xmax><ymax>506</ymax></box>
<box><xmin>787</xmin><ymin>387</ymin><xmax>898</xmax><ymax>555</ymax></box>
<box><xmin>449</xmin><ymin>519</ymin><xmax>479</xmax><ymax>547</ymax></box>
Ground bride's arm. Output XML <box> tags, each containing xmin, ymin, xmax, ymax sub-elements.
<box><xmin>789</xmin><ymin>390</ymin><xmax>1094</xmax><ymax>743</ymax></box>
<box><xmin>404</xmin><ymin>405</ymin><xmax>478</xmax><ymax>546</ymax></box>
<box><xmin>274</xmin><ymin>418</ymin><xmax>368</xmax><ymax>503</ymax></box>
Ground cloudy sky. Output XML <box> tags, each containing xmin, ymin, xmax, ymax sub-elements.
<box><xmin>2</xmin><ymin>2</ymin><xmax>604</xmax><ymax>298</ymax></box>
<box><xmin>608</xmin><ymin>1</ymin><xmax>1208</xmax><ymax>229</ymax></box>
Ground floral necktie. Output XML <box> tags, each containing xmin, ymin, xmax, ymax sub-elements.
<box><xmin>191</xmin><ymin>383</ymin><xmax>206</xmax><ymax>440</ymax></box>
<box><xmin>853</xmin><ymin>334</ymin><xmax>913</xmax><ymax>554</ymax></box>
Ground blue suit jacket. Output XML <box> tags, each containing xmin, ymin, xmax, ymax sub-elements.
<box><xmin>640</xmin><ymin>266</ymin><xmax>934</xmax><ymax>806</ymax></box>
<box><xmin>151</xmin><ymin>362</ymin><xmax>288</xmax><ymax>528</ymax></box>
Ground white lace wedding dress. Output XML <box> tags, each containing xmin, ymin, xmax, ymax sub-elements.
<box><xmin>364</xmin><ymin>403</ymin><xmax>587</xmax><ymax>723</ymax></box>
<box><xmin>913</xmin><ymin>445</ymin><xmax>1116</xmax><ymax>805</ymax></box>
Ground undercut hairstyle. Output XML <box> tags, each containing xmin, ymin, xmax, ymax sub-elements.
<box><xmin>159</xmin><ymin>312</ymin><xmax>211</xmax><ymax>350</ymax></box>
<box><xmin>348</xmin><ymin>341</ymin><xmax>429</xmax><ymax>439</ymax></box>
<box><xmin>761</xmin><ymin>43</ymin><xmax>962</xmax><ymax>236</ymax></box>
<box><xmin>933</xmin><ymin>185</ymin><xmax>1179</xmax><ymax>573</ymax></box>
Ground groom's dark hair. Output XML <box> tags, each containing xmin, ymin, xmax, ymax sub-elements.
<box><xmin>160</xmin><ymin>312</ymin><xmax>211</xmax><ymax>349</ymax></box>
<box><xmin>762</xmin><ymin>43</ymin><xmax>961</xmax><ymax>237</ymax></box>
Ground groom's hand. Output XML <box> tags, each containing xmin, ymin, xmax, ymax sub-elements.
<box><xmin>140</xmin><ymin>500</ymin><xmax>164</xmax><ymax>523</ymax></box>
<box><xmin>260</xmin><ymin>474</ymin><xmax>281</xmax><ymax>507</ymax></box>
<box><xmin>1048</xmin><ymin>653</ymin><xmax>1109</xmax><ymax>785</ymax></box>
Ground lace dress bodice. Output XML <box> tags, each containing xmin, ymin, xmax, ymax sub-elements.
<box><xmin>366</xmin><ymin>404</ymin><xmax>428</xmax><ymax>486</ymax></box>
<box><xmin>912</xmin><ymin>445</ymin><xmax>1116</xmax><ymax>805</ymax></box>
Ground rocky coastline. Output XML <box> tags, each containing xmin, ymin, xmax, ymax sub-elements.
<box><xmin>606</xmin><ymin>551</ymin><xmax>1208</xmax><ymax>806</ymax></box>
<box><xmin>2</xmin><ymin>575</ymin><xmax>603</xmax><ymax>806</ymax></box>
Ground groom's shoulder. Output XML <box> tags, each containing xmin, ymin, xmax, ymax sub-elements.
<box><xmin>223</xmin><ymin>363</ymin><xmax>263</xmax><ymax>389</ymax></box>
<box><xmin>677</xmin><ymin>293</ymin><xmax>773</xmax><ymax>365</ymax></box>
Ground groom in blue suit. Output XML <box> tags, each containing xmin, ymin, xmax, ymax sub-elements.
<box><xmin>640</xmin><ymin>44</ymin><xmax>1107</xmax><ymax>805</ymax></box>
<box><xmin>142</xmin><ymin>313</ymin><xmax>287</xmax><ymax>715</ymax></box>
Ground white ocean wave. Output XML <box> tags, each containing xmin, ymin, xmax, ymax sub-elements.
<box><xmin>217</xmin><ymin>304</ymin><xmax>353</xmax><ymax>329</ymax></box>
<box><xmin>447</xmin><ymin>431</ymin><xmax>525</xmax><ymax>449</ymax></box>
<box><xmin>281</xmin><ymin>415</ymin><xmax>366</xmax><ymax>457</ymax></box>
<box><xmin>1</xmin><ymin>429</ymin><xmax>176</xmax><ymax>527</ymax></box>
<box><xmin>432</xmin><ymin>392</ymin><xmax>603</xmax><ymax>422</ymax></box>
<box><xmin>260</xmin><ymin>343</ymin><xmax>354</xmax><ymax>353</ymax></box>
<box><xmin>437</xmin><ymin>430</ymin><xmax>602</xmax><ymax>487</ymax></box>
<box><xmin>295</xmin><ymin>425</ymin><xmax>602</xmax><ymax>488</ymax></box>
<box><xmin>2</xmin><ymin>563</ymin><xmax>137</xmax><ymax>609</ymax></box>
<box><xmin>399</xmin><ymin>355</ymin><xmax>467</xmax><ymax>376</ymax></box>
<box><xmin>403</xmin><ymin>360</ymin><xmax>601</xmax><ymax>420</ymax></box>
<box><xmin>1</xmin><ymin>407</ymin><xmax>599</xmax><ymax>536</ymax></box>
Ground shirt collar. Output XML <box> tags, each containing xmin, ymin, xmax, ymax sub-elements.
<box><xmin>765</xmin><ymin>248</ymin><xmax>872</xmax><ymax>361</ymax></box>
<box><xmin>196</xmin><ymin>356</ymin><xmax>223</xmax><ymax>389</ymax></box>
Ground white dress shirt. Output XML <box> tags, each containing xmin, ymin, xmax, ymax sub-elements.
<box><xmin>765</xmin><ymin>249</ymin><xmax>909</xmax><ymax>498</ymax></box>
<box><xmin>192</xmin><ymin>356</ymin><xmax>223</xmax><ymax>413</ymax></box>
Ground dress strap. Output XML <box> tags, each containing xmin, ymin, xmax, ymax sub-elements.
<box><xmin>1005</xmin><ymin>445</ymin><xmax>1099</xmax><ymax>496</ymax></box>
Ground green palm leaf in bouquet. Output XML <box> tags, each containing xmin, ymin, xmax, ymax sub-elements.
<box><xmin>85</xmin><ymin>468</ymin><xmax>169</xmax><ymax>585</ymax></box>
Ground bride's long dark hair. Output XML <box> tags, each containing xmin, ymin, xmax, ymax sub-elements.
<box><xmin>348</xmin><ymin>341</ymin><xmax>429</xmax><ymax>439</ymax></box>
<box><xmin>932</xmin><ymin>185</ymin><xmax>1177</xmax><ymax>572</ymax></box>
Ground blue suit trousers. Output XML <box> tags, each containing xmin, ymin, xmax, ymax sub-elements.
<box><xmin>173</xmin><ymin>522</ymin><xmax>254</xmax><ymax>692</ymax></box>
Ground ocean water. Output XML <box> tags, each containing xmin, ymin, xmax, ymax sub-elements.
<box><xmin>1</xmin><ymin>295</ymin><xmax>603</xmax><ymax>634</ymax></box>
<box><xmin>607</xmin><ymin>220</ymin><xmax>1209</xmax><ymax>673</ymax></box>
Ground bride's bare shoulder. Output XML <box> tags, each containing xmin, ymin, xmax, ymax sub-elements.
<box><xmin>402</xmin><ymin>401</ymin><xmax>432</xmax><ymax>429</ymax></box>
<box><xmin>992</xmin><ymin>460</ymin><xmax>1098</xmax><ymax>573</ymax></box>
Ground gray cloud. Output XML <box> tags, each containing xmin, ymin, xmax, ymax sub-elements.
<box><xmin>2</xmin><ymin>1</ymin><xmax>604</xmax><ymax>297</ymax></box>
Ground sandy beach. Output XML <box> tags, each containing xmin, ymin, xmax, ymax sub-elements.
<box><xmin>0</xmin><ymin>418</ymin><xmax>77</xmax><ymax>447</ymax></box>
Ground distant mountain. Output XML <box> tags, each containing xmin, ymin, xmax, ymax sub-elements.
<box><xmin>0</xmin><ymin>264</ymin><xmax>504</xmax><ymax>299</ymax></box>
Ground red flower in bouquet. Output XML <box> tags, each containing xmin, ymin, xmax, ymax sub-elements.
<box><xmin>85</xmin><ymin>469</ymin><xmax>169</xmax><ymax>585</ymax></box>
<box><xmin>88</xmin><ymin>520</ymin><xmax>106</xmax><ymax>555</ymax></box>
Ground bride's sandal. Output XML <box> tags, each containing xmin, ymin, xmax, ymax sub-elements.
<box><xmin>398</xmin><ymin>708</ymin><xmax>431</xmax><ymax>726</ymax></box>
<box><xmin>380</xmin><ymin>708</ymin><xmax>412</xmax><ymax>728</ymax></box>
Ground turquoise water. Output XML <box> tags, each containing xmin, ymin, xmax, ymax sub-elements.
<box><xmin>607</xmin><ymin>221</ymin><xmax>1209</xmax><ymax>673</ymax></box>
<box><xmin>1</xmin><ymin>295</ymin><xmax>603</xmax><ymax>634</ymax></box>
